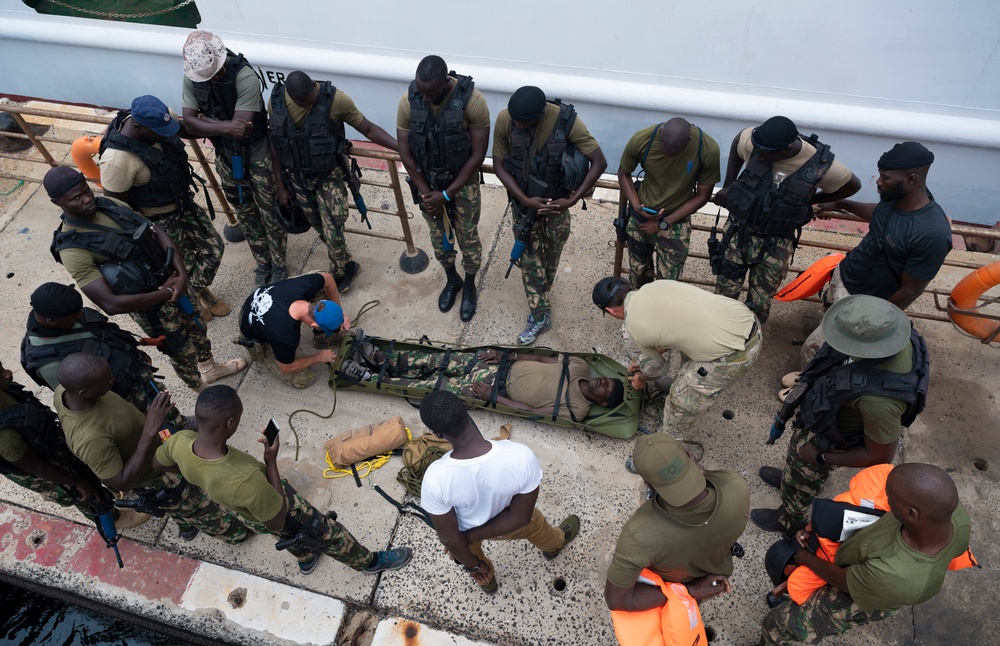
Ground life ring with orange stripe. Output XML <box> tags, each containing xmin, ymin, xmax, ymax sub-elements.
<box><xmin>947</xmin><ymin>260</ymin><xmax>1000</xmax><ymax>342</ymax></box>
<box><xmin>774</xmin><ymin>253</ymin><xmax>845</xmax><ymax>302</ymax></box>
<box><xmin>71</xmin><ymin>135</ymin><xmax>103</xmax><ymax>188</ymax></box>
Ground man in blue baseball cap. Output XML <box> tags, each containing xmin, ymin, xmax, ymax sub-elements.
<box><xmin>238</xmin><ymin>272</ymin><xmax>351</xmax><ymax>388</ymax></box>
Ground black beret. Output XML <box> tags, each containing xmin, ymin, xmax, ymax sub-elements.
<box><xmin>508</xmin><ymin>86</ymin><xmax>547</xmax><ymax>122</ymax></box>
<box><xmin>31</xmin><ymin>282</ymin><xmax>83</xmax><ymax>318</ymax></box>
<box><xmin>43</xmin><ymin>166</ymin><xmax>87</xmax><ymax>199</ymax></box>
<box><xmin>751</xmin><ymin>116</ymin><xmax>799</xmax><ymax>150</ymax></box>
<box><xmin>878</xmin><ymin>142</ymin><xmax>934</xmax><ymax>170</ymax></box>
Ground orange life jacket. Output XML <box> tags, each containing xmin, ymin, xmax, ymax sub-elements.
<box><xmin>774</xmin><ymin>253</ymin><xmax>844</xmax><ymax>302</ymax></box>
<box><xmin>610</xmin><ymin>568</ymin><xmax>708</xmax><ymax>646</ymax></box>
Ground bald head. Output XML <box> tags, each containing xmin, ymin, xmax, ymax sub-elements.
<box><xmin>659</xmin><ymin>117</ymin><xmax>692</xmax><ymax>156</ymax></box>
<box><xmin>888</xmin><ymin>463</ymin><xmax>959</xmax><ymax>524</ymax></box>
<box><xmin>196</xmin><ymin>384</ymin><xmax>242</xmax><ymax>427</ymax></box>
<box><xmin>56</xmin><ymin>353</ymin><xmax>109</xmax><ymax>391</ymax></box>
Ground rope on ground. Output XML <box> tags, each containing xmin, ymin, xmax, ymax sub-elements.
<box><xmin>285</xmin><ymin>300</ymin><xmax>381</xmax><ymax>461</ymax></box>
<box><xmin>0</xmin><ymin>180</ymin><xmax>24</xmax><ymax>195</ymax></box>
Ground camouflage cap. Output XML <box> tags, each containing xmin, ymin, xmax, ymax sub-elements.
<box><xmin>182</xmin><ymin>30</ymin><xmax>227</xmax><ymax>83</ymax></box>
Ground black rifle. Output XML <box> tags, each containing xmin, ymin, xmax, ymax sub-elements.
<box><xmin>90</xmin><ymin>498</ymin><xmax>124</xmax><ymax>568</ymax></box>
<box><xmin>338</xmin><ymin>142</ymin><xmax>371</xmax><ymax>229</ymax></box>
<box><xmin>505</xmin><ymin>177</ymin><xmax>550</xmax><ymax>279</ymax></box>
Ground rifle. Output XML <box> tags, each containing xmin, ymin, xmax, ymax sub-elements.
<box><xmin>766</xmin><ymin>381</ymin><xmax>807</xmax><ymax>445</ymax></box>
<box><xmin>90</xmin><ymin>498</ymin><xmax>124</xmax><ymax>569</ymax></box>
<box><xmin>405</xmin><ymin>176</ymin><xmax>455</xmax><ymax>251</ymax></box>
<box><xmin>505</xmin><ymin>177</ymin><xmax>549</xmax><ymax>279</ymax></box>
<box><xmin>338</xmin><ymin>142</ymin><xmax>371</xmax><ymax>229</ymax></box>
<box><xmin>612</xmin><ymin>193</ymin><xmax>629</xmax><ymax>278</ymax></box>
<box><xmin>706</xmin><ymin>206</ymin><xmax>724</xmax><ymax>276</ymax></box>
<box><xmin>139</xmin><ymin>234</ymin><xmax>203</xmax><ymax>330</ymax></box>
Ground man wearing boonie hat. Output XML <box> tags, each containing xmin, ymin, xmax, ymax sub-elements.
<box><xmin>493</xmin><ymin>85</ymin><xmax>608</xmax><ymax>345</ymax></box>
<box><xmin>238</xmin><ymin>272</ymin><xmax>351</xmax><ymax>389</ymax></box>
<box><xmin>798</xmin><ymin>141</ymin><xmax>951</xmax><ymax>369</ymax></box>
<box><xmin>752</xmin><ymin>295</ymin><xmax>930</xmax><ymax>535</ymax></box>
<box><xmin>711</xmin><ymin>116</ymin><xmax>861</xmax><ymax>323</ymax></box>
<box><xmin>99</xmin><ymin>94</ymin><xmax>231</xmax><ymax>323</ymax></box>
<box><xmin>604</xmin><ymin>434</ymin><xmax>748</xmax><ymax>617</ymax></box>
<box><xmin>181</xmin><ymin>30</ymin><xmax>288</xmax><ymax>289</ymax></box>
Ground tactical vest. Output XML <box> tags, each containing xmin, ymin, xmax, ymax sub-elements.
<box><xmin>502</xmin><ymin>101</ymin><xmax>580</xmax><ymax>200</ymax></box>
<box><xmin>794</xmin><ymin>327</ymin><xmax>929</xmax><ymax>445</ymax></box>
<box><xmin>190</xmin><ymin>52</ymin><xmax>269</xmax><ymax>156</ymax></box>
<box><xmin>407</xmin><ymin>74</ymin><xmax>474</xmax><ymax>184</ymax></box>
<box><xmin>269</xmin><ymin>81</ymin><xmax>343</xmax><ymax>176</ymax></box>
<box><xmin>725</xmin><ymin>134</ymin><xmax>833</xmax><ymax>238</ymax></box>
<box><xmin>0</xmin><ymin>383</ymin><xmax>66</xmax><ymax>476</ymax></box>
<box><xmin>99</xmin><ymin>110</ymin><xmax>194</xmax><ymax>210</ymax></box>
<box><xmin>21</xmin><ymin>309</ymin><xmax>155</xmax><ymax>400</ymax></box>
<box><xmin>50</xmin><ymin>198</ymin><xmax>168</xmax><ymax>295</ymax></box>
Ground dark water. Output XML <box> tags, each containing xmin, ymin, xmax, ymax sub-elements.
<box><xmin>0</xmin><ymin>583</ymin><xmax>189</xmax><ymax>646</ymax></box>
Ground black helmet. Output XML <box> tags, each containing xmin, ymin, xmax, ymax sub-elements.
<box><xmin>764</xmin><ymin>537</ymin><xmax>800</xmax><ymax>586</ymax></box>
<box><xmin>276</xmin><ymin>201</ymin><xmax>311</xmax><ymax>235</ymax></box>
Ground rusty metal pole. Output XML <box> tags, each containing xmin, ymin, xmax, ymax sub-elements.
<box><xmin>388</xmin><ymin>160</ymin><xmax>429</xmax><ymax>274</ymax></box>
<box><xmin>9</xmin><ymin>113</ymin><xmax>56</xmax><ymax>166</ymax></box>
<box><xmin>187</xmin><ymin>139</ymin><xmax>237</xmax><ymax>227</ymax></box>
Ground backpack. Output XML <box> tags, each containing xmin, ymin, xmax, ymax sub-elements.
<box><xmin>396</xmin><ymin>433</ymin><xmax>453</xmax><ymax>497</ymax></box>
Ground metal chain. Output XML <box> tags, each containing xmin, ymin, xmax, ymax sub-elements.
<box><xmin>41</xmin><ymin>0</ymin><xmax>195</xmax><ymax>19</ymax></box>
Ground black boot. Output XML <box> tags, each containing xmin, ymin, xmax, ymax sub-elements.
<box><xmin>438</xmin><ymin>265</ymin><xmax>464</xmax><ymax>312</ymax></box>
<box><xmin>460</xmin><ymin>272</ymin><xmax>477</xmax><ymax>322</ymax></box>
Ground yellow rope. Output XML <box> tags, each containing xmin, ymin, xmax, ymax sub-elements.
<box><xmin>323</xmin><ymin>426</ymin><xmax>413</xmax><ymax>479</ymax></box>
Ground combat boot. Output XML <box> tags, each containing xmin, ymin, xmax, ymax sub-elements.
<box><xmin>198</xmin><ymin>287</ymin><xmax>231</xmax><ymax>318</ymax></box>
<box><xmin>439</xmin><ymin>265</ymin><xmax>464</xmax><ymax>312</ymax></box>
<box><xmin>198</xmin><ymin>357</ymin><xmax>248</xmax><ymax>384</ymax></box>
<box><xmin>460</xmin><ymin>272</ymin><xmax>477</xmax><ymax>322</ymax></box>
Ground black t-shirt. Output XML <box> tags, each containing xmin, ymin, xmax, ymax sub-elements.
<box><xmin>839</xmin><ymin>199</ymin><xmax>952</xmax><ymax>300</ymax></box>
<box><xmin>239</xmin><ymin>274</ymin><xmax>325</xmax><ymax>364</ymax></box>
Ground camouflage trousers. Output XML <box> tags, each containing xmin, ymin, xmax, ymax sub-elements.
<box><xmin>134</xmin><ymin>472</ymin><xmax>250</xmax><ymax>544</ymax></box>
<box><xmin>155</xmin><ymin>203</ymin><xmax>224</xmax><ymax>292</ymax></box>
<box><xmin>364</xmin><ymin>349</ymin><xmax>497</xmax><ymax>397</ymax></box>
<box><xmin>626</xmin><ymin>208</ymin><xmax>690</xmax><ymax>288</ymax></box>
<box><xmin>517</xmin><ymin>206</ymin><xmax>571</xmax><ymax>320</ymax></box>
<box><xmin>422</xmin><ymin>183</ymin><xmax>482</xmax><ymax>275</ymax></box>
<box><xmin>779</xmin><ymin>425</ymin><xmax>839</xmax><ymax>532</ymax></box>
<box><xmin>241</xmin><ymin>479</ymin><xmax>372</xmax><ymax>569</ymax></box>
<box><xmin>129</xmin><ymin>295</ymin><xmax>211</xmax><ymax>389</ymax></box>
<box><xmin>625</xmin><ymin>321</ymin><xmax>763</xmax><ymax>437</ymax></box>
<box><xmin>760</xmin><ymin>584</ymin><xmax>896</xmax><ymax>644</ymax></box>
<box><xmin>714</xmin><ymin>224</ymin><xmax>795</xmax><ymax>323</ymax></box>
<box><xmin>3</xmin><ymin>445</ymin><xmax>97</xmax><ymax>520</ymax></box>
<box><xmin>290</xmin><ymin>169</ymin><xmax>352</xmax><ymax>276</ymax></box>
<box><xmin>217</xmin><ymin>153</ymin><xmax>287</xmax><ymax>272</ymax></box>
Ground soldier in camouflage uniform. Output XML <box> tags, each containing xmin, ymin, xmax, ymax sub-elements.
<box><xmin>618</xmin><ymin>118</ymin><xmax>721</xmax><ymax>288</ymax></box>
<box><xmin>594</xmin><ymin>277</ymin><xmax>761</xmax><ymax>443</ymax></box>
<box><xmin>714</xmin><ymin>232</ymin><xmax>794</xmax><ymax>322</ymax></box>
<box><xmin>155</xmin><ymin>385</ymin><xmax>412</xmax><ymax>575</ymax></box>
<box><xmin>492</xmin><ymin>86</ymin><xmax>607</xmax><ymax>344</ymax></box>
<box><xmin>215</xmin><ymin>155</ymin><xmax>285</xmax><ymax>285</ymax></box>
<box><xmin>270</xmin><ymin>71</ymin><xmax>399</xmax><ymax>293</ymax></box>
<box><xmin>761</xmin><ymin>580</ymin><xmax>898</xmax><ymax>644</ymax></box>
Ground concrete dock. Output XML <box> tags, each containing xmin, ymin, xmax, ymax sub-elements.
<box><xmin>1</xmin><ymin>103</ymin><xmax>998</xmax><ymax>645</ymax></box>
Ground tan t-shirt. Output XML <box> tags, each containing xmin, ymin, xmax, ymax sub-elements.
<box><xmin>506</xmin><ymin>357</ymin><xmax>592</xmax><ymax>421</ymax></box>
<box><xmin>735</xmin><ymin>128</ymin><xmax>853</xmax><ymax>193</ymax></box>
<box><xmin>492</xmin><ymin>103</ymin><xmax>600</xmax><ymax>160</ymax></box>
<box><xmin>54</xmin><ymin>386</ymin><xmax>161</xmax><ymax>489</ymax></box>
<box><xmin>619</xmin><ymin>123</ymin><xmax>721</xmax><ymax>211</ymax></box>
<box><xmin>267</xmin><ymin>83</ymin><xmax>365</xmax><ymax>131</ymax></box>
<box><xmin>98</xmin><ymin>113</ymin><xmax>182</xmax><ymax>217</ymax></box>
<box><xmin>624</xmin><ymin>280</ymin><xmax>755</xmax><ymax>362</ymax></box>
<box><xmin>55</xmin><ymin>198</ymin><xmax>140</xmax><ymax>289</ymax></box>
<box><xmin>396</xmin><ymin>78</ymin><xmax>491</xmax><ymax>132</ymax></box>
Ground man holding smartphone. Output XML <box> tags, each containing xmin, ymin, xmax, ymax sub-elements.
<box><xmin>618</xmin><ymin>118</ymin><xmax>721</xmax><ymax>288</ymax></box>
<box><xmin>154</xmin><ymin>385</ymin><xmax>413</xmax><ymax>576</ymax></box>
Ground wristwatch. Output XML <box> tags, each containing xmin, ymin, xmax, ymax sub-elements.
<box><xmin>463</xmin><ymin>562</ymin><xmax>481</xmax><ymax>573</ymax></box>
<box><xmin>658</xmin><ymin>218</ymin><xmax>670</xmax><ymax>231</ymax></box>
<box><xmin>816</xmin><ymin>452</ymin><xmax>828</xmax><ymax>466</ymax></box>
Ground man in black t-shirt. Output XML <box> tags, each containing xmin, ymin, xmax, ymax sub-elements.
<box><xmin>800</xmin><ymin>142</ymin><xmax>951</xmax><ymax>366</ymax></box>
<box><xmin>239</xmin><ymin>272</ymin><xmax>350</xmax><ymax>388</ymax></box>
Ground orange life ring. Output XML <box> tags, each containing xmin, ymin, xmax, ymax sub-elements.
<box><xmin>71</xmin><ymin>135</ymin><xmax>103</xmax><ymax>188</ymax></box>
<box><xmin>948</xmin><ymin>260</ymin><xmax>1000</xmax><ymax>341</ymax></box>
<box><xmin>774</xmin><ymin>253</ymin><xmax>845</xmax><ymax>302</ymax></box>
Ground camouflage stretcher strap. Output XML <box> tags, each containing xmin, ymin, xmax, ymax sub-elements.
<box><xmin>550</xmin><ymin>353</ymin><xmax>571</xmax><ymax>422</ymax></box>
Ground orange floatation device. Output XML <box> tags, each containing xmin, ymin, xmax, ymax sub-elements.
<box><xmin>71</xmin><ymin>135</ymin><xmax>103</xmax><ymax>188</ymax></box>
<box><xmin>947</xmin><ymin>260</ymin><xmax>1000</xmax><ymax>343</ymax></box>
<box><xmin>609</xmin><ymin>568</ymin><xmax>707</xmax><ymax>646</ymax></box>
<box><xmin>774</xmin><ymin>253</ymin><xmax>845</xmax><ymax>302</ymax></box>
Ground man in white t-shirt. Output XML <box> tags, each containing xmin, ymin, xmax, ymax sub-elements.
<box><xmin>418</xmin><ymin>390</ymin><xmax>580</xmax><ymax>594</ymax></box>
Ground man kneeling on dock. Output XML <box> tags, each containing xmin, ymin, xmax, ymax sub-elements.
<box><xmin>154</xmin><ymin>385</ymin><xmax>413</xmax><ymax>576</ymax></box>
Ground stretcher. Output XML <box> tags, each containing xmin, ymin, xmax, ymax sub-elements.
<box><xmin>330</xmin><ymin>333</ymin><xmax>645</xmax><ymax>439</ymax></box>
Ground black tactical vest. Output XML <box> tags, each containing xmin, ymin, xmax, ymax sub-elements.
<box><xmin>269</xmin><ymin>81</ymin><xmax>343</xmax><ymax>176</ymax></box>
<box><xmin>407</xmin><ymin>74</ymin><xmax>474</xmax><ymax>184</ymax></box>
<box><xmin>502</xmin><ymin>101</ymin><xmax>580</xmax><ymax>200</ymax></box>
<box><xmin>99</xmin><ymin>110</ymin><xmax>194</xmax><ymax>210</ymax></box>
<box><xmin>725</xmin><ymin>134</ymin><xmax>833</xmax><ymax>238</ymax></box>
<box><xmin>794</xmin><ymin>327</ymin><xmax>929</xmax><ymax>445</ymax></box>
<box><xmin>21</xmin><ymin>309</ymin><xmax>157</xmax><ymax>400</ymax></box>
<box><xmin>190</xmin><ymin>52</ymin><xmax>269</xmax><ymax>157</ymax></box>
<box><xmin>0</xmin><ymin>383</ymin><xmax>67</xmax><ymax>476</ymax></box>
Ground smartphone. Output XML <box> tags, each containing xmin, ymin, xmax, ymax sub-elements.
<box><xmin>263</xmin><ymin>419</ymin><xmax>280</xmax><ymax>446</ymax></box>
<box><xmin>641</xmin><ymin>206</ymin><xmax>659</xmax><ymax>215</ymax></box>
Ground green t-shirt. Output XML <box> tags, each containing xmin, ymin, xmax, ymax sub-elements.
<box><xmin>492</xmin><ymin>103</ymin><xmax>600</xmax><ymax>160</ymax></box>
<box><xmin>0</xmin><ymin>390</ymin><xmax>26</xmax><ymax>463</ymax></box>
<box><xmin>54</xmin><ymin>386</ymin><xmax>160</xmax><ymax>489</ymax></box>
<box><xmin>25</xmin><ymin>326</ymin><xmax>94</xmax><ymax>390</ymax></box>
<box><xmin>396</xmin><ymin>78</ymin><xmax>491</xmax><ymax>132</ymax></box>
<box><xmin>506</xmin><ymin>357</ymin><xmax>591</xmax><ymax>421</ymax></box>
<box><xmin>182</xmin><ymin>64</ymin><xmax>269</xmax><ymax>163</ymax></box>
<box><xmin>838</xmin><ymin>502</ymin><xmax>971</xmax><ymax>612</ymax></box>
<box><xmin>155</xmin><ymin>430</ymin><xmax>283</xmax><ymax>524</ymax></box>
<box><xmin>834</xmin><ymin>343</ymin><xmax>914</xmax><ymax>446</ymax></box>
<box><xmin>618</xmin><ymin>124</ymin><xmax>721</xmax><ymax>211</ymax></box>
<box><xmin>606</xmin><ymin>470</ymin><xmax>750</xmax><ymax>587</ymax></box>
<box><xmin>56</xmin><ymin>205</ymin><xmax>131</xmax><ymax>289</ymax></box>
<box><xmin>267</xmin><ymin>83</ymin><xmax>365</xmax><ymax>131</ymax></box>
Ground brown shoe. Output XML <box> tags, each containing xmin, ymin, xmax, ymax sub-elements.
<box><xmin>198</xmin><ymin>357</ymin><xmax>248</xmax><ymax>384</ymax></box>
<box><xmin>198</xmin><ymin>288</ymin><xmax>231</xmax><ymax>318</ymax></box>
<box><xmin>114</xmin><ymin>508</ymin><xmax>151</xmax><ymax>531</ymax></box>
<box><xmin>780</xmin><ymin>371</ymin><xmax>801</xmax><ymax>388</ymax></box>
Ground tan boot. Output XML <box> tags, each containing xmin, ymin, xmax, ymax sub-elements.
<box><xmin>198</xmin><ymin>288</ymin><xmax>231</xmax><ymax>318</ymax></box>
<box><xmin>114</xmin><ymin>508</ymin><xmax>151</xmax><ymax>530</ymax></box>
<box><xmin>197</xmin><ymin>297</ymin><xmax>213</xmax><ymax>323</ymax></box>
<box><xmin>780</xmin><ymin>371</ymin><xmax>802</xmax><ymax>388</ymax></box>
<box><xmin>198</xmin><ymin>357</ymin><xmax>248</xmax><ymax>384</ymax></box>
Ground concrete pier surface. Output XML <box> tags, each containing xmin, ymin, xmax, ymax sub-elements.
<box><xmin>1</xmin><ymin>103</ymin><xmax>998</xmax><ymax>645</ymax></box>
